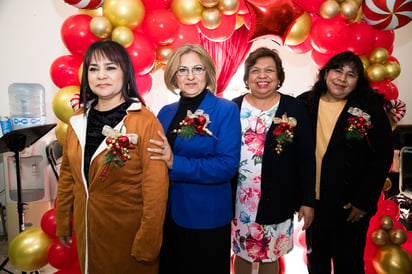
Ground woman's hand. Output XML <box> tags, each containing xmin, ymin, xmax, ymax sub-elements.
<box><xmin>58</xmin><ymin>236</ymin><xmax>73</xmax><ymax>248</ymax></box>
<box><xmin>148</xmin><ymin>130</ymin><xmax>174</xmax><ymax>169</ymax></box>
<box><xmin>298</xmin><ymin>205</ymin><xmax>314</xmax><ymax>230</ymax></box>
<box><xmin>344</xmin><ymin>202</ymin><xmax>367</xmax><ymax>222</ymax></box>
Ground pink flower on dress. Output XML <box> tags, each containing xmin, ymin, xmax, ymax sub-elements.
<box><xmin>244</xmin><ymin>128</ymin><xmax>266</xmax><ymax>156</ymax></box>
<box><xmin>239</xmin><ymin>185</ymin><xmax>261</xmax><ymax>212</ymax></box>
<box><xmin>246</xmin><ymin>224</ymin><xmax>271</xmax><ymax>261</ymax></box>
<box><xmin>249</xmin><ymin>117</ymin><xmax>266</xmax><ymax>134</ymax></box>
<box><xmin>268</xmin><ymin>234</ymin><xmax>290</xmax><ymax>259</ymax></box>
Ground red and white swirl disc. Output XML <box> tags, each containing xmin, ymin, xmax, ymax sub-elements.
<box><xmin>362</xmin><ymin>0</ymin><xmax>412</xmax><ymax>31</ymax></box>
<box><xmin>70</xmin><ymin>93</ymin><xmax>81</xmax><ymax>111</ymax></box>
<box><xmin>64</xmin><ymin>0</ymin><xmax>104</xmax><ymax>9</ymax></box>
<box><xmin>388</xmin><ymin>99</ymin><xmax>407</xmax><ymax>122</ymax></box>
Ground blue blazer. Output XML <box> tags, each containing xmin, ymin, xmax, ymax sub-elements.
<box><xmin>157</xmin><ymin>91</ymin><xmax>241</xmax><ymax>229</ymax></box>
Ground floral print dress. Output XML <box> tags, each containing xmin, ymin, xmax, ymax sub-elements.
<box><xmin>231</xmin><ymin>99</ymin><xmax>293</xmax><ymax>263</ymax></box>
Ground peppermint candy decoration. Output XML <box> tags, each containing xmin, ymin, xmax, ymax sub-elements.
<box><xmin>362</xmin><ymin>0</ymin><xmax>412</xmax><ymax>31</ymax></box>
<box><xmin>64</xmin><ymin>0</ymin><xmax>104</xmax><ymax>9</ymax></box>
<box><xmin>70</xmin><ymin>93</ymin><xmax>81</xmax><ymax>111</ymax></box>
<box><xmin>387</xmin><ymin>99</ymin><xmax>407</xmax><ymax>122</ymax></box>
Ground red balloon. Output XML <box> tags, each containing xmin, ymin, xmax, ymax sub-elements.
<box><xmin>142</xmin><ymin>9</ymin><xmax>179</xmax><ymax>45</ymax></box>
<box><xmin>373</xmin><ymin>29</ymin><xmax>395</xmax><ymax>52</ymax></box>
<box><xmin>170</xmin><ymin>24</ymin><xmax>200</xmax><ymax>50</ymax></box>
<box><xmin>345</xmin><ymin>22</ymin><xmax>376</xmax><ymax>55</ymax></box>
<box><xmin>41</xmin><ymin>208</ymin><xmax>57</xmax><ymax>238</ymax></box>
<box><xmin>127</xmin><ymin>31</ymin><xmax>156</xmax><ymax>75</ymax></box>
<box><xmin>370</xmin><ymin>80</ymin><xmax>399</xmax><ymax>101</ymax></box>
<box><xmin>54</xmin><ymin>260</ymin><xmax>81</xmax><ymax>274</ymax></box>
<box><xmin>47</xmin><ymin>238</ymin><xmax>78</xmax><ymax>270</ymax></box>
<box><xmin>401</xmin><ymin>231</ymin><xmax>412</xmax><ymax>255</ymax></box>
<box><xmin>61</xmin><ymin>14</ymin><xmax>100</xmax><ymax>56</ymax></box>
<box><xmin>293</xmin><ymin>0</ymin><xmax>324</xmax><ymax>13</ymax></box>
<box><xmin>141</xmin><ymin>0</ymin><xmax>172</xmax><ymax>9</ymax></box>
<box><xmin>311</xmin><ymin>49</ymin><xmax>335</xmax><ymax>70</ymax></box>
<box><xmin>387</xmin><ymin>55</ymin><xmax>400</xmax><ymax>64</ymax></box>
<box><xmin>50</xmin><ymin>55</ymin><xmax>83</xmax><ymax>89</ymax></box>
<box><xmin>376</xmin><ymin>199</ymin><xmax>401</xmax><ymax>220</ymax></box>
<box><xmin>238</xmin><ymin>0</ymin><xmax>249</xmax><ymax>14</ymax></box>
<box><xmin>198</xmin><ymin>14</ymin><xmax>237</xmax><ymax>42</ymax></box>
<box><xmin>245</xmin><ymin>0</ymin><xmax>304</xmax><ymax>43</ymax></box>
<box><xmin>286</xmin><ymin>37</ymin><xmax>313</xmax><ymax>54</ymax></box>
<box><xmin>135</xmin><ymin>73</ymin><xmax>153</xmax><ymax>98</ymax></box>
<box><xmin>310</xmin><ymin>17</ymin><xmax>348</xmax><ymax>55</ymax></box>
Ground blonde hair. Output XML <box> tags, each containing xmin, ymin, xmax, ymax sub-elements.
<box><xmin>164</xmin><ymin>44</ymin><xmax>217</xmax><ymax>94</ymax></box>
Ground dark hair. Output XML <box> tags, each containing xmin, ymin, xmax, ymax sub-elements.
<box><xmin>243</xmin><ymin>47</ymin><xmax>285</xmax><ymax>90</ymax></box>
<box><xmin>80</xmin><ymin>40</ymin><xmax>145</xmax><ymax>113</ymax></box>
<box><xmin>312</xmin><ymin>51</ymin><xmax>379</xmax><ymax>103</ymax></box>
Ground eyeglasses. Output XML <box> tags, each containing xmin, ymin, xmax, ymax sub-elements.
<box><xmin>176</xmin><ymin>66</ymin><xmax>206</xmax><ymax>76</ymax></box>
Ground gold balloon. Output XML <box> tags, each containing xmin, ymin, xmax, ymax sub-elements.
<box><xmin>150</xmin><ymin>60</ymin><xmax>166</xmax><ymax>74</ymax></box>
<box><xmin>79</xmin><ymin>63</ymin><xmax>84</xmax><ymax>83</ymax></box>
<box><xmin>235</xmin><ymin>14</ymin><xmax>245</xmax><ymax>29</ymax></box>
<box><xmin>285</xmin><ymin>11</ymin><xmax>312</xmax><ymax>46</ymax></box>
<box><xmin>103</xmin><ymin>0</ymin><xmax>145</xmax><ymax>29</ymax></box>
<box><xmin>156</xmin><ymin>45</ymin><xmax>174</xmax><ymax>64</ymax></box>
<box><xmin>90</xmin><ymin>16</ymin><xmax>113</xmax><ymax>39</ymax></box>
<box><xmin>373</xmin><ymin>244</ymin><xmax>412</xmax><ymax>274</ymax></box>
<box><xmin>78</xmin><ymin>7</ymin><xmax>103</xmax><ymax>17</ymax></box>
<box><xmin>359</xmin><ymin>54</ymin><xmax>370</xmax><ymax>75</ymax></box>
<box><xmin>340</xmin><ymin>0</ymin><xmax>359</xmax><ymax>20</ymax></box>
<box><xmin>367</xmin><ymin>64</ymin><xmax>386</xmax><ymax>82</ymax></box>
<box><xmin>56</xmin><ymin>121</ymin><xmax>69</xmax><ymax>145</ymax></box>
<box><xmin>53</xmin><ymin>86</ymin><xmax>80</xmax><ymax>123</ymax></box>
<box><xmin>352</xmin><ymin>0</ymin><xmax>363</xmax><ymax>7</ymax></box>
<box><xmin>369</xmin><ymin>47</ymin><xmax>389</xmax><ymax>64</ymax></box>
<box><xmin>8</xmin><ymin>228</ymin><xmax>53</xmax><ymax>272</ymax></box>
<box><xmin>383</xmin><ymin>177</ymin><xmax>392</xmax><ymax>192</ymax></box>
<box><xmin>111</xmin><ymin>26</ymin><xmax>134</xmax><ymax>47</ymax></box>
<box><xmin>388</xmin><ymin>229</ymin><xmax>407</xmax><ymax>245</ymax></box>
<box><xmin>320</xmin><ymin>0</ymin><xmax>340</xmax><ymax>19</ymax></box>
<box><xmin>385</xmin><ymin>61</ymin><xmax>401</xmax><ymax>81</ymax></box>
<box><xmin>171</xmin><ymin>0</ymin><xmax>204</xmax><ymax>25</ymax></box>
<box><xmin>200</xmin><ymin>0</ymin><xmax>219</xmax><ymax>8</ymax></box>
<box><xmin>201</xmin><ymin>8</ymin><xmax>222</xmax><ymax>29</ymax></box>
<box><xmin>218</xmin><ymin>0</ymin><xmax>240</xmax><ymax>15</ymax></box>
<box><xmin>371</xmin><ymin>228</ymin><xmax>389</xmax><ymax>246</ymax></box>
<box><xmin>381</xmin><ymin>215</ymin><xmax>394</xmax><ymax>230</ymax></box>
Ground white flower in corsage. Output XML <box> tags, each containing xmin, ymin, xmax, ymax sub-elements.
<box><xmin>100</xmin><ymin>125</ymin><xmax>138</xmax><ymax>181</ymax></box>
<box><xmin>272</xmin><ymin>113</ymin><xmax>297</xmax><ymax>155</ymax></box>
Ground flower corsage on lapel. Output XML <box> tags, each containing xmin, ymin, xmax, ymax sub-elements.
<box><xmin>100</xmin><ymin>125</ymin><xmax>138</xmax><ymax>181</ymax></box>
<box><xmin>173</xmin><ymin>109</ymin><xmax>218</xmax><ymax>140</ymax></box>
<box><xmin>346</xmin><ymin>107</ymin><xmax>373</xmax><ymax>141</ymax></box>
<box><xmin>272</xmin><ymin>113</ymin><xmax>297</xmax><ymax>154</ymax></box>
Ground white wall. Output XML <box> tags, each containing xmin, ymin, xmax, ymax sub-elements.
<box><xmin>0</xmin><ymin>1</ymin><xmax>411</xmax><ymax>125</ymax></box>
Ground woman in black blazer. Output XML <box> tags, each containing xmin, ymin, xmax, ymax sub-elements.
<box><xmin>297</xmin><ymin>51</ymin><xmax>393</xmax><ymax>274</ymax></box>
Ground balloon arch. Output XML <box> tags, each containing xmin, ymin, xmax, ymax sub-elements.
<box><xmin>10</xmin><ymin>0</ymin><xmax>412</xmax><ymax>273</ymax></box>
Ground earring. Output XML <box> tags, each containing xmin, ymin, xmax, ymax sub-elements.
<box><xmin>277</xmin><ymin>83</ymin><xmax>281</xmax><ymax>89</ymax></box>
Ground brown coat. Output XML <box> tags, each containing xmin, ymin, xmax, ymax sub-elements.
<box><xmin>56</xmin><ymin>103</ymin><xmax>169</xmax><ymax>274</ymax></box>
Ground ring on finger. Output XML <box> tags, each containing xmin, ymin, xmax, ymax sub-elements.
<box><xmin>164</xmin><ymin>145</ymin><xmax>169</xmax><ymax>150</ymax></box>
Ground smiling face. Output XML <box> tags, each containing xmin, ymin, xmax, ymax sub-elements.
<box><xmin>247</xmin><ymin>56</ymin><xmax>279</xmax><ymax>99</ymax></box>
<box><xmin>88</xmin><ymin>54</ymin><xmax>125</xmax><ymax>109</ymax></box>
<box><xmin>324</xmin><ymin>64</ymin><xmax>359</xmax><ymax>102</ymax></box>
<box><xmin>176</xmin><ymin>52</ymin><xmax>207</xmax><ymax>97</ymax></box>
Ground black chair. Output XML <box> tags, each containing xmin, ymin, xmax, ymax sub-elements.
<box><xmin>45</xmin><ymin>140</ymin><xmax>63</xmax><ymax>180</ymax></box>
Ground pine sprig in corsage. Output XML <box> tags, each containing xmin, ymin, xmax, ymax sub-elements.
<box><xmin>272</xmin><ymin>113</ymin><xmax>297</xmax><ymax>154</ymax></box>
<box><xmin>99</xmin><ymin>125</ymin><xmax>138</xmax><ymax>181</ymax></box>
<box><xmin>346</xmin><ymin>107</ymin><xmax>373</xmax><ymax>141</ymax></box>
<box><xmin>173</xmin><ymin>109</ymin><xmax>217</xmax><ymax>140</ymax></box>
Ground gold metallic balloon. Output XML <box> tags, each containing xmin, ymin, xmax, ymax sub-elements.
<box><xmin>352</xmin><ymin>0</ymin><xmax>363</xmax><ymax>7</ymax></box>
<box><xmin>156</xmin><ymin>45</ymin><xmax>174</xmax><ymax>64</ymax></box>
<box><xmin>8</xmin><ymin>228</ymin><xmax>54</xmax><ymax>272</ymax></box>
<box><xmin>78</xmin><ymin>63</ymin><xmax>84</xmax><ymax>83</ymax></box>
<box><xmin>385</xmin><ymin>61</ymin><xmax>401</xmax><ymax>81</ymax></box>
<box><xmin>388</xmin><ymin>229</ymin><xmax>407</xmax><ymax>245</ymax></box>
<box><xmin>369</xmin><ymin>47</ymin><xmax>389</xmax><ymax>64</ymax></box>
<box><xmin>171</xmin><ymin>0</ymin><xmax>204</xmax><ymax>25</ymax></box>
<box><xmin>200</xmin><ymin>0</ymin><xmax>219</xmax><ymax>8</ymax></box>
<box><xmin>111</xmin><ymin>26</ymin><xmax>134</xmax><ymax>47</ymax></box>
<box><xmin>78</xmin><ymin>7</ymin><xmax>103</xmax><ymax>17</ymax></box>
<box><xmin>201</xmin><ymin>8</ymin><xmax>222</xmax><ymax>29</ymax></box>
<box><xmin>359</xmin><ymin>55</ymin><xmax>370</xmax><ymax>76</ymax></box>
<box><xmin>150</xmin><ymin>60</ymin><xmax>166</xmax><ymax>74</ymax></box>
<box><xmin>235</xmin><ymin>14</ymin><xmax>245</xmax><ymax>29</ymax></box>
<box><xmin>367</xmin><ymin>64</ymin><xmax>386</xmax><ymax>82</ymax></box>
<box><xmin>218</xmin><ymin>0</ymin><xmax>240</xmax><ymax>15</ymax></box>
<box><xmin>90</xmin><ymin>16</ymin><xmax>113</xmax><ymax>39</ymax></box>
<box><xmin>371</xmin><ymin>228</ymin><xmax>389</xmax><ymax>246</ymax></box>
<box><xmin>53</xmin><ymin>86</ymin><xmax>80</xmax><ymax>123</ymax></box>
<box><xmin>103</xmin><ymin>0</ymin><xmax>145</xmax><ymax>29</ymax></box>
<box><xmin>340</xmin><ymin>0</ymin><xmax>359</xmax><ymax>20</ymax></box>
<box><xmin>285</xmin><ymin>11</ymin><xmax>312</xmax><ymax>46</ymax></box>
<box><xmin>56</xmin><ymin>121</ymin><xmax>69</xmax><ymax>145</ymax></box>
<box><xmin>372</xmin><ymin>244</ymin><xmax>412</xmax><ymax>274</ymax></box>
<box><xmin>320</xmin><ymin>0</ymin><xmax>340</xmax><ymax>19</ymax></box>
<box><xmin>383</xmin><ymin>177</ymin><xmax>392</xmax><ymax>192</ymax></box>
<box><xmin>381</xmin><ymin>215</ymin><xmax>394</xmax><ymax>230</ymax></box>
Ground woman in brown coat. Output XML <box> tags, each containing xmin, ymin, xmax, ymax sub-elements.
<box><xmin>56</xmin><ymin>40</ymin><xmax>169</xmax><ymax>274</ymax></box>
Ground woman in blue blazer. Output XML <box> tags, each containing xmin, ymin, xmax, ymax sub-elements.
<box><xmin>148</xmin><ymin>44</ymin><xmax>241</xmax><ymax>274</ymax></box>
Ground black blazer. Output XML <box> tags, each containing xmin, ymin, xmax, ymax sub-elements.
<box><xmin>232</xmin><ymin>93</ymin><xmax>316</xmax><ymax>224</ymax></box>
<box><xmin>298</xmin><ymin>91</ymin><xmax>394</xmax><ymax>227</ymax></box>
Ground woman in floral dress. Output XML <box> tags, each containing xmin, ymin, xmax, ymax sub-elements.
<box><xmin>231</xmin><ymin>47</ymin><xmax>316</xmax><ymax>274</ymax></box>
